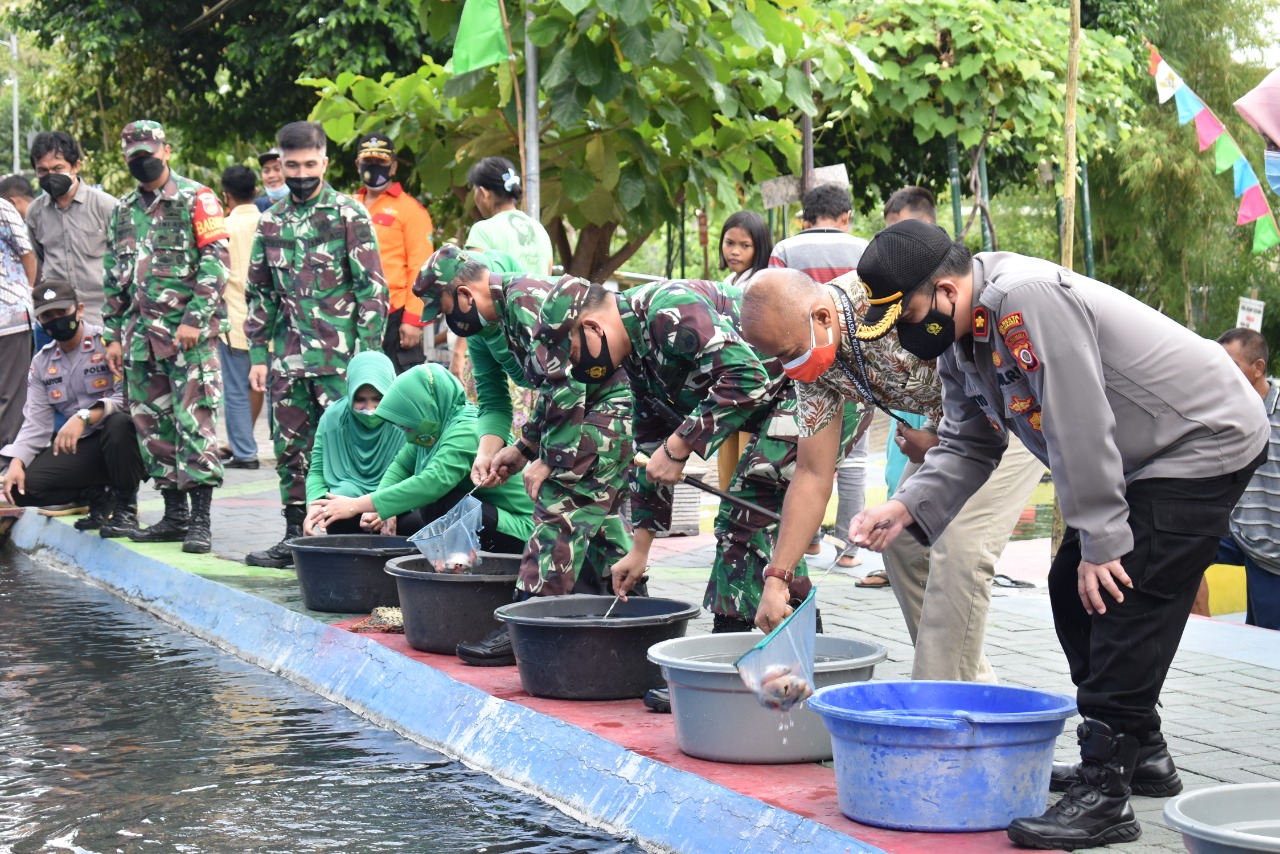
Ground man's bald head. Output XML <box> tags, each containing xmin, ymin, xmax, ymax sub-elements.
<box><xmin>741</xmin><ymin>268</ymin><xmax>837</xmax><ymax>364</ymax></box>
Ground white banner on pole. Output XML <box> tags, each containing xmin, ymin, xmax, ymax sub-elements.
<box><xmin>1237</xmin><ymin>297</ymin><xmax>1265</xmax><ymax>332</ymax></box>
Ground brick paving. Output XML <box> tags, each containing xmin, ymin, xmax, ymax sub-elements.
<box><xmin>117</xmin><ymin>410</ymin><xmax>1280</xmax><ymax>853</ymax></box>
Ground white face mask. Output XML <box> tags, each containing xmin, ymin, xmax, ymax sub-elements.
<box><xmin>352</xmin><ymin>405</ymin><xmax>377</xmax><ymax>415</ymax></box>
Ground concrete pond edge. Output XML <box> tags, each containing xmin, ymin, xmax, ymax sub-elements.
<box><xmin>11</xmin><ymin>511</ymin><xmax>883</xmax><ymax>854</ymax></box>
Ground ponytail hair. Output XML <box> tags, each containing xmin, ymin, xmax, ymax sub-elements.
<box><xmin>467</xmin><ymin>156</ymin><xmax>523</xmax><ymax>203</ymax></box>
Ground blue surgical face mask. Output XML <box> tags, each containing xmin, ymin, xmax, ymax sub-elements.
<box><xmin>265</xmin><ymin>183</ymin><xmax>289</xmax><ymax>202</ymax></box>
<box><xmin>1265</xmin><ymin>150</ymin><xmax>1280</xmax><ymax>195</ymax></box>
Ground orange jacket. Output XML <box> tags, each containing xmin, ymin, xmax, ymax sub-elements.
<box><xmin>355</xmin><ymin>183</ymin><xmax>433</xmax><ymax>326</ymax></box>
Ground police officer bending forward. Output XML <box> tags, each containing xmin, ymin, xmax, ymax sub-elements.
<box><xmin>848</xmin><ymin>220</ymin><xmax>1268</xmax><ymax>850</ymax></box>
<box><xmin>2</xmin><ymin>280</ymin><xmax>144</xmax><ymax>537</ymax></box>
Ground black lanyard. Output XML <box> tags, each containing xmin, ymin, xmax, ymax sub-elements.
<box><xmin>831</xmin><ymin>287</ymin><xmax>910</xmax><ymax>427</ymax></box>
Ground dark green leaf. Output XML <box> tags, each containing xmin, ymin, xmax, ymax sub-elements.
<box><xmin>561</xmin><ymin>164</ymin><xmax>596</xmax><ymax>203</ymax></box>
<box><xmin>784</xmin><ymin>66</ymin><xmax>817</xmax><ymax>116</ymax></box>
<box><xmin>616</xmin><ymin>24</ymin><xmax>653</xmax><ymax>65</ymax></box>
<box><xmin>558</xmin><ymin>0</ymin><xmax>593</xmax><ymax>15</ymax></box>
<box><xmin>571</xmin><ymin>37</ymin><xmax>605</xmax><ymax>87</ymax></box>
<box><xmin>652</xmin><ymin>29</ymin><xmax>684</xmax><ymax>64</ymax></box>
<box><xmin>617</xmin><ymin>0</ymin><xmax>650</xmax><ymax>27</ymax></box>
<box><xmin>621</xmin><ymin>85</ymin><xmax>648</xmax><ymax>126</ymax></box>
<box><xmin>527</xmin><ymin>16</ymin><xmax>566</xmax><ymax>48</ymax></box>
<box><xmin>618</xmin><ymin>167</ymin><xmax>646</xmax><ymax>211</ymax></box>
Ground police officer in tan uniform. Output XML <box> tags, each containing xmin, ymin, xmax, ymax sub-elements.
<box><xmin>848</xmin><ymin>220</ymin><xmax>1269</xmax><ymax>850</ymax></box>
<box><xmin>1</xmin><ymin>280</ymin><xmax>144</xmax><ymax>536</ymax></box>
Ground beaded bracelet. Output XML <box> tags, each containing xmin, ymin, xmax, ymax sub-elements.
<box><xmin>662</xmin><ymin>437</ymin><xmax>690</xmax><ymax>463</ymax></box>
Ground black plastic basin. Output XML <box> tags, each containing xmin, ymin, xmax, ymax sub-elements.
<box><xmin>384</xmin><ymin>553</ymin><xmax>521</xmax><ymax>654</ymax></box>
<box><xmin>285</xmin><ymin>535</ymin><xmax>415</xmax><ymax>613</ymax></box>
<box><xmin>494</xmin><ymin>595</ymin><xmax>701</xmax><ymax>700</ymax></box>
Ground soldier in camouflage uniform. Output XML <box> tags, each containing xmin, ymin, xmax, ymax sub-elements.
<box><xmin>103</xmin><ymin>120</ymin><xmax>231</xmax><ymax>554</ymax></box>
<box><xmin>243</xmin><ymin>121</ymin><xmax>389</xmax><ymax>566</ymax></box>
<box><xmin>535</xmin><ymin>278</ymin><xmax>862</xmax><ymax>632</ymax></box>
<box><xmin>413</xmin><ymin>245</ymin><xmax>633</xmax><ymax>665</ymax></box>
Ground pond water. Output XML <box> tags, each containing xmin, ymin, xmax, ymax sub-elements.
<box><xmin>0</xmin><ymin>550</ymin><xmax>640</xmax><ymax>853</ymax></box>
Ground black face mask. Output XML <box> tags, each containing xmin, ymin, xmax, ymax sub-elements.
<box><xmin>127</xmin><ymin>155</ymin><xmax>166</xmax><ymax>184</ymax></box>
<box><xmin>42</xmin><ymin>314</ymin><xmax>79</xmax><ymax>342</ymax></box>
<box><xmin>444</xmin><ymin>289</ymin><xmax>485</xmax><ymax>337</ymax></box>
<box><xmin>571</xmin><ymin>325</ymin><xmax>619</xmax><ymax>384</ymax></box>
<box><xmin>39</xmin><ymin>173</ymin><xmax>74</xmax><ymax>199</ymax></box>
<box><xmin>359</xmin><ymin>162</ymin><xmax>392</xmax><ymax>190</ymax></box>
<box><xmin>896</xmin><ymin>291</ymin><xmax>956</xmax><ymax>361</ymax></box>
<box><xmin>285</xmin><ymin>175</ymin><xmax>322</xmax><ymax>200</ymax></box>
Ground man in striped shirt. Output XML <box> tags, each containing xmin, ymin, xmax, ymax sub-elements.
<box><xmin>768</xmin><ymin>183</ymin><xmax>868</xmax><ymax>283</ymax></box>
<box><xmin>1216</xmin><ymin>327</ymin><xmax>1280</xmax><ymax>630</ymax></box>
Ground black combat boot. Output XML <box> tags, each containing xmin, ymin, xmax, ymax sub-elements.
<box><xmin>73</xmin><ymin>487</ymin><xmax>115</xmax><ymax>531</ymax></box>
<box><xmin>1007</xmin><ymin>718</ymin><xmax>1142</xmax><ymax>850</ymax></box>
<box><xmin>456</xmin><ymin>627</ymin><xmax>516</xmax><ymax>666</ymax></box>
<box><xmin>244</xmin><ymin>504</ymin><xmax>305</xmax><ymax>567</ymax></box>
<box><xmin>182</xmin><ymin>486</ymin><xmax>215</xmax><ymax>554</ymax></box>
<box><xmin>98</xmin><ymin>487</ymin><xmax>140</xmax><ymax>539</ymax></box>
<box><xmin>1050</xmin><ymin>729</ymin><xmax>1182</xmax><ymax>797</ymax></box>
<box><xmin>130</xmin><ymin>489</ymin><xmax>189</xmax><ymax>542</ymax></box>
<box><xmin>712</xmin><ymin>613</ymin><xmax>755</xmax><ymax>633</ymax></box>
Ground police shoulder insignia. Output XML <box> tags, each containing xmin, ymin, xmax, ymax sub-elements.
<box><xmin>1008</xmin><ymin>334</ymin><xmax>1040</xmax><ymax>372</ymax></box>
<box><xmin>972</xmin><ymin>306</ymin><xmax>989</xmax><ymax>342</ymax></box>
<box><xmin>997</xmin><ymin>312</ymin><xmax>1023</xmax><ymax>337</ymax></box>
<box><xmin>50</xmin><ymin>389</ymin><xmax>62</xmax><ymax>400</ymax></box>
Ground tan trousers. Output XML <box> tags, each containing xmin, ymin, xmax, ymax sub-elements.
<box><xmin>884</xmin><ymin>435</ymin><xmax>1046</xmax><ymax>683</ymax></box>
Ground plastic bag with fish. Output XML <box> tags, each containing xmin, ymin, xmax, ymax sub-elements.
<box><xmin>407</xmin><ymin>496</ymin><xmax>484</xmax><ymax>574</ymax></box>
<box><xmin>735</xmin><ymin>589</ymin><xmax>817</xmax><ymax>711</ymax></box>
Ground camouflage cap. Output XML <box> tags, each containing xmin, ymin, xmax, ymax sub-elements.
<box><xmin>121</xmin><ymin>120</ymin><xmax>168</xmax><ymax>157</ymax></box>
<box><xmin>413</xmin><ymin>244</ymin><xmax>473</xmax><ymax>322</ymax></box>
<box><xmin>532</xmin><ymin>275</ymin><xmax>596</xmax><ymax>355</ymax></box>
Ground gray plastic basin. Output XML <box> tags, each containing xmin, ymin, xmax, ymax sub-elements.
<box><xmin>1165</xmin><ymin>783</ymin><xmax>1280</xmax><ymax>854</ymax></box>
<box><xmin>647</xmin><ymin>633</ymin><xmax>887</xmax><ymax>764</ymax></box>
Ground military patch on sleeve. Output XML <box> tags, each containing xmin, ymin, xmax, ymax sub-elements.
<box><xmin>997</xmin><ymin>312</ymin><xmax>1023</xmax><ymax>337</ymax></box>
<box><xmin>351</xmin><ymin>218</ymin><xmax>376</xmax><ymax>247</ymax></box>
<box><xmin>1005</xmin><ymin>330</ymin><xmax>1040</xmax><ymax>372</ymax></box>
<box><xmin>972</xmin><ymin>306</ymin><xmax>990</xmax><ymax>342</ymax></box>
<box><xmin>192</xmin><ymin>189</ymin><xmax>229</xmax><ymax>248</ymax></box>
<box><xmin>673</xmin><ymin>326</ymin><xmax>701</xmax><ymax>355</ymax></box>
<box><xmin>1029</xmin><ymin>409</ymin><xmax>1043</xmax><ymax>431</ymax></box>
<box><xmin>1008</xmin><ymin>394</ymin><xmax>1035</xmax><ymax>414</ymax></box>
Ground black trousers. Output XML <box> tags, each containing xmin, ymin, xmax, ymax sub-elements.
<box><xmin>381</xmin><ymin>308</ymin><xmax>427</xmax><ymax>374</ymax></box>
<box><xmin>14</xmin><ymin>412</ymin><xmax>146</xmax><ymax>506</ymax></box>
<box><xmin>1047</xmin><ymin>450</ymin><xmax>1264</xmax><ymax>735</ymax></box>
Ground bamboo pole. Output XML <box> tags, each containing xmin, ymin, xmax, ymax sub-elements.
<box><xmin>1052</xmin><ymin>0</ymin><xmax>1083</xmax><ymax>553</ymax></box>
<box><xmin>496</xmin><ymin>0</ymin><xmax>527</xmax><ymax>186</ymax></box>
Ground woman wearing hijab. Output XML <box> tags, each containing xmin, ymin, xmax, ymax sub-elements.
<box><xmin>312</xmin><ymin>363</ymin><xmax>533</xmax><ymax>553</ymax></box>
<box><xmin>303</xmin><ymin>352</ymin><xmax>404</xmax><ymax>535</ymax></box>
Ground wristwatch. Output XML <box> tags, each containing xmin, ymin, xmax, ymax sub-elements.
<box><xmin>516</xmin><ymin>438</ymin><xmax>538</xmax><ymax>462</ymax></box>
<box><xmin>76</xmin><ymin>408</ymin><xmax>92</xmax><ymax>426</ymax></box>
<box><xmin>763</xmin><ymin>565</ymin><xmax>795</xmax><ymax>584</ymax></box>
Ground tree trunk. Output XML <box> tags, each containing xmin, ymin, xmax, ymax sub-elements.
<box><xmin>553</xmin><ymin>219</ymin><xmax>657</xmax><ymax>283</ymax></box>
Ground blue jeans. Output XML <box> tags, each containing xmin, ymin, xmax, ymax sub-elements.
<box><xmin>1216</xmin><ymin>536</ymin><xmax>1280</xmax><ymax>631</ymax></box>
<box><xmin>219</xmin><ymin>341</ymin><xmax>258</xmax><ymax>461</ymax></box>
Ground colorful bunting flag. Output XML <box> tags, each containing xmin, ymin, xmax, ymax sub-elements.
<box><xmin>1214</xmin><ymin>134</ymin><xmax>1242</xmax><ymax>174</ymax></box>
<box><xmin>1194</xmin><ymin>110</ymin><xmax>1226</xmax><ymax>151</ymax></box>
<box><xmin>1256</xmin><ymin>216</ymin><xmax>1280</xmax><ymax>253</ymax></box>
<box><xmin>1174</xmin><ymin>87</ymin><xmax>1202</xmax><ymax>124</ymax></box>
<box><xmin>1235</xmin><ymin>157</ymin><xmax>1259</xmax><ymax>197</ymax></box>
<box><xmin>1147</xmin><ymin>41</ymin><xmax>1278</xmax><ymax>254</ymax></box>
<box><xmin>1154</xmin><ymin>61</ymin><xmax>1183</xmax><ymax>104</ymax></box>
<box><xmin>1239</xmin><ymin>184</ymin><xmax>1269</xmax><ymax>225</ymax></box>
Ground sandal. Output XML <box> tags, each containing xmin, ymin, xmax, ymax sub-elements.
<box><xmin>993</xmin><ymin>573</ymin><xmax>1035</xmax><ymax>589</ymax></box>
<box><xmin>855</xmin><ymin>568</ymin><xmax>891</xmax><ymax>589</ymax></box>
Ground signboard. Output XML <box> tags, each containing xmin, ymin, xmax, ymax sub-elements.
<box><xmin>1237</xmin><ymin>296</ymin><xmax>1266</xmax><ymax>331</ymax></box>
<box><xmin>760</xmin><ymin>164</ymin><xmax>850</xmax><ymax>210</ymax></box>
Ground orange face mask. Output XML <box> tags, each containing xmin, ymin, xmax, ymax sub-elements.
<box><xmin>781</xmin><ymin>315</ymin><xmax>837</xmax><ymax>383</ymax></box>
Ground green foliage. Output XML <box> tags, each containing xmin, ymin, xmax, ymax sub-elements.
<box><xmin>306</xmin><ymin>0</ymin><xmax>881</xmax><ymax>281</ymax></box>
<box><xmin>5</xmin><ymin>0</ymin><xmax>426</xmax><ymax>194</ymax></box>
<box><xmin>1083</xmin><ymin>0</ymin><xmax>1279</xmax><ymax>337</ymax></box>
<box><xmin>815</xmin><ymin>0</ymin><xmax>1138</xmax><ymax>211</ymax></box>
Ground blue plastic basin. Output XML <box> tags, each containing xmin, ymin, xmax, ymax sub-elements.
<box><xmin>809</xmin><ymin>680</ymin><xmax>1075</xmax><ymax>831</ymax></box>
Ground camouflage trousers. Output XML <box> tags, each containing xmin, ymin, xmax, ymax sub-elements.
<box><xmin>518</xmin><ymin>404</ymin><xmax>634</xmax><ymax>597</ymax></box>
<box><xmin>703</xmin><ymin>399</ymin><xmax>863</xmax><ymax>621</ymax></box>
<box><xmin>270</xmin><ymin>372</ymin><xmax>347</xmax><ymax>506</ymax></box>
<box><xmin>124</xmin><ymin>346</ymin><xmax>224</xmax><ymax>490</ymax></box>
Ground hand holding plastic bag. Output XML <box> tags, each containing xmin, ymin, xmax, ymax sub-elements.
<box><xmin>408</xmin><ymin>495</ymin><xmax>484</xmax><ymax>574</ymax></box>
<box><xmin>735</xmin><ymin>590</ymin><xmax>817</xmax><ymax>711</ymax></box>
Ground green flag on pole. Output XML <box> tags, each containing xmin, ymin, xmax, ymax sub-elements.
<box><xmin>452</xmin><ymin>0</ymin><xmax>509</xmax><ymax>75</ymax></box>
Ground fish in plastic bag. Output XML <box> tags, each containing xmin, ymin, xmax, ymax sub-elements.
<box><xmin>407</xmin><ymin>496</ymin><xmax>484</xmax><ymax>574</ymax></box>
<box><xmin>735</xmin><ymin>590</ymin><xmax>817</xmax><ymax>711</ymax></box>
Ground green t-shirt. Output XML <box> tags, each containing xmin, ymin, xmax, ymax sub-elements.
<box><xmin>466</xmin><ymin>210</ymin><xmax>554</xmax><ymax>276</ymax></box>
